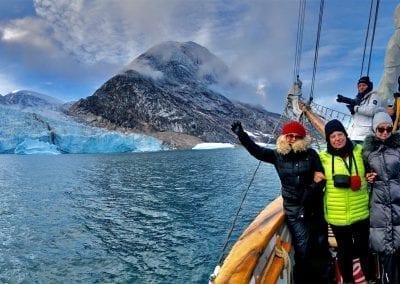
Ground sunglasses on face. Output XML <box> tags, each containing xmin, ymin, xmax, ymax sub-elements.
<box><xmin>376</xmin><ymin>126</ymin><xmax>393</xmax><ymax>133</ymax></box>
<box><xmin>286</xmin><ymin>134</ymin><xmax>303</xmax><ymax>140</ymax></box>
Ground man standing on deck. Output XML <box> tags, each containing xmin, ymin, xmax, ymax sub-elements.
<box><xmin>344</xmin><ymin>76</ymin><xmax>384</xmax><ymax>143</ymax></box>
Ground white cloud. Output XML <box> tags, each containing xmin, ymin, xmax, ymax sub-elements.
<box><xmin>2</xmin><ymin>24</ymin><xmax>28</xmax><ymax>41</ymax></box>
<box><xmin>0</xmin><ymin>0</ymin><xmax>398</xmax><ymax>110</ymax></box>
<box><xmin>124</xmin><ymin>60</ymin><xmax>164</xmax><ymax>80</ymax></box>
<box><xmin>0</xmin><ymin>72</ymin><xmax>24</xmax><ymax>95</ymax></box>
<box><xmin>256</xmin><ymin>81</ymin><xmax>266</xmax><ymax>97</ymax></box>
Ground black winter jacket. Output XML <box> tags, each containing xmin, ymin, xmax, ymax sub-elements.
<box><xmin>238</xmin><ymin>131</ymin><xmax>325</xmax><ymax>218</ymax></box>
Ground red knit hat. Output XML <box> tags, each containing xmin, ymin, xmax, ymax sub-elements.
<box><xmin>281</xmin><ymin>121</ymin><xmax>306</xmax><ymax>138</ymax></box>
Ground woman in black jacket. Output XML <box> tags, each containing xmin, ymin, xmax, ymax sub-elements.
<box><xmin>231</xmin><ymin>120</ymin><xmax>330</xmax><ymax>283</ymax></box>
<box><xmin>363</xmin><ymin>112</ymin><xmax>400</xmax><ymax>283</ymax></box>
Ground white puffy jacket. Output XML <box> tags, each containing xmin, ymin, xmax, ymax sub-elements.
<box><xmin>348</xmin><ymin>90</ymin><xmax>384</xmax><ymax>141</ymax></box>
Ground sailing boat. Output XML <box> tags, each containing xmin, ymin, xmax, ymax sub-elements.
<box><xmin>210</xmin><ymin>2</ymin><xmax>400</xmax><ymax>284</ymax></box>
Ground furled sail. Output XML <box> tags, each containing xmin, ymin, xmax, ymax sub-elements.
<box><xmin>377</xmin><ymin>4</ymin><xmax>400</xmax><ymax>105</ymax></box>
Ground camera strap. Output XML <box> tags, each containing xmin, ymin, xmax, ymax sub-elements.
<box><xmin>331</xmin><ymin>153</ymin><xmax>359</xmax><ymax>176</ymax></box>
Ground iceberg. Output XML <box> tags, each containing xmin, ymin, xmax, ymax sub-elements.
<box><xmin>192</xmin><ymin>142</ymin><xmax>235</xmax><ymax>150</ymax></box>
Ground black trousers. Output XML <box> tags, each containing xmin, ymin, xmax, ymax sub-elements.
<box><xmin>286</xmin><ymin>213</ymin><xmax>331</xmax><ymax>283</ymax></box>
<box><xmin>380</xmin><ymin>253</ymin><xmax>400</xmax><ymax>284</ymax></box>
<box><xmin>330</xmin><ymin>218</ymin><xmax>370</xmax><ymax>282</ymax></box>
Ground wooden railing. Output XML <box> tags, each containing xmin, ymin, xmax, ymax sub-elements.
<box><xmin>212</xmin><ymin>196</ymin><xmax>292</xmax><ymax>284</ymax></box>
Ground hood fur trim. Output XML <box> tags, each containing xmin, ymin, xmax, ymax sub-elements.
<box><xmin>276</xmin><ymin>134</ymin><xmax>311</xmax><ymax>155</ymax></box>
<box><xmin>363</xmin><ymin>132</ymin><xmax>400</xmax><ymax>152</ymax></box>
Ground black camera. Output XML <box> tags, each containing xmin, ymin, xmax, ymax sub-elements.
<box><xmin>333</xmin><ymin>174</ymin><xmax>350</xmax><ymax>188</ymax></box>
<box><xmin>336</xmin><ymin>94</ymin><xmax>356</xmax><ymax>105</ymax></box>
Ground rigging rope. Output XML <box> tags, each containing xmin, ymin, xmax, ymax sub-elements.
<box><xmin>263</xmin><ymin>238</ymin><xmax>292</xmax><ymax>284</ymax></box>
<box><xmin>292</xmin><ymin>0</ymin><xmax>325</xmax><ymax>104</ymax></box>
<box><xmin>293</xmin><ymin>0</ymin><xmax>306</xmax><ymax>82</ymax></box>
<box><xmin>360</xmin><ymin>0</ymin><xmax>373</xmax><ymax>77</ymax></box>
<box><xmin>367</xmin><ymin>0</ymin><xmax>380</xmax><ymax>75</ymax></box>
<box><xmin>308</xmin><ymin>0</ymin><xmax>324</xmax><ymax>103</ymax></box>
<box><xmin>216</xmin><ymin>113</ymin><xmax>285</xmax><ymax>264</ymax></box>
<box><xmin>360</xmin><ymin>0</ymin><xmax>380</xmax><ymax>77</ymax></box>
<box><xmin>216</xmin><ymin>160</ymin><xmax>262</xmax><ymax>265</ymax></box>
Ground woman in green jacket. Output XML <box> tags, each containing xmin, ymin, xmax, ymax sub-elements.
<box><xmin>319</xmin><ymin>119</ymin><xmax>370</xmax><ymax>283</ymax></box>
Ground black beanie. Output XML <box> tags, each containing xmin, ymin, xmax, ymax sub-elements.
<box><xmin>325</xmin><ymin>119</ymin><xmax>353</xmax><ymax>156</ymax></box>
<box><xmin>324</xmin><ymin>119</ymin><xmax>347</xmax><ymax>141</ymax></box>
<box><xmin>358</xmin><ymin>76</ymin><xmax>373</xmax><ymax>91</ymax></box>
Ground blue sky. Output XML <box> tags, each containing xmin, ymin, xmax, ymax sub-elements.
<box><xmin>0</xmin><ymin>0</ymin><xmax>399</xmax><ymax>113</ymax></box>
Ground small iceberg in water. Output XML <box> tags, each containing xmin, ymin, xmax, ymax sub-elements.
<box><xmin>192</xmin><ymin>143</ymin><xmax>235</xmax><ymax>150</ymax></box>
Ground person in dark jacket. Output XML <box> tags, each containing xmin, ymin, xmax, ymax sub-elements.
<box><xmin>363</xmin><ymin>112</ymin><xmax>400</xmax><ymax>284</ymax></box>
<box><xmin>231</xmin><ymin>120</ymin><xmax>330</xmax><ymax>283</ymax></box>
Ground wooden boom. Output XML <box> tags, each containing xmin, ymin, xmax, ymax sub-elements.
<box><xmin>299</xmin><ymin>101</ymin><xmax>326</xmax><ymax>137</ymax></box>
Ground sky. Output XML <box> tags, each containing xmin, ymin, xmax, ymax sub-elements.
<box><xmin>0</xmin><ymin>0</ymin><xmax>399</xmax><ymax>114</ymax></box>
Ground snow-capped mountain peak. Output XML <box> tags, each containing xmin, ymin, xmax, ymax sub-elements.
<box><xmin>69</xmin><ymin>41</ymin><xmax>278</xmax><ymax>148</ymax></box>
<box><xmin>124</xmin><ymin>41</ymin><xmax>229</xmax><ymax>85</ymax></box>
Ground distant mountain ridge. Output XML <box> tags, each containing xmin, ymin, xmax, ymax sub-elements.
<box><xmin>0</xmin><ymin>90</ymin><xmax>64</xmax><ymax>109</ymax></box>
<box><xmin>68</xmin><ymin>41</ymin><xmax>280</xmax><ymax>148</ymax></box>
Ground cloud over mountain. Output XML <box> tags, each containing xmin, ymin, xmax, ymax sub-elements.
<box><xmin>68</xmin><ymin>41</ymin><xmax>279</xmax><ymax>148</ymax></box>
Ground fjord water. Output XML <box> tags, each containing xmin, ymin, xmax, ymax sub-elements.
<box><xmin>0</xmin><ymin>149</ymin><xmax>280</xmax><ymax>283</ymax></box>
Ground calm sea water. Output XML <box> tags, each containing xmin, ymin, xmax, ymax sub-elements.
<box><xmin>0</xmin><ymin>148</ymin><xmax>280</xmax><ymax>283</ymax></box>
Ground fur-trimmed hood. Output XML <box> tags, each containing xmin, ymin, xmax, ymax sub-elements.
<box><xmin>276</xmin><ymin>134</ymin><xmax>311</xmax><ymax>155</ymax></box>
<box><xmin>363</xmin><ymin>132</ymin><xmax>400</xmax><ymax>152</ymax></box>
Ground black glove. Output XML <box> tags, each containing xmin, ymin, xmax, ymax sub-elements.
<box><xmin>336</xmin><ymin>94</ymin><xmax>345</xmax><ymax>103</ymax></box>
<box><xmin>231</xmin><ymin>121</ymin><xmax>244</xmax><ymax>136</ymax></box>
<box><xmin>346</xmin><ymin>103</ymin><xmax>356</xmax><ymax>115</ymax></box>
<box><xmin>301</xmin><ymin>179</ymin><xmax>326</xmax><ymax>218</ymax></box>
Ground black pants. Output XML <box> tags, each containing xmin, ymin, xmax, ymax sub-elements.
<box><xmin>286</xmin><ymin>214</ymin><xmax>331</xmax><ymax>283</ymax></box>
<box><xmin>380</xmin><ymin>253</ymin><xmax>400</xmax><ymax>283</ymax></box>
<box><xmin>330</xmin><ymin>218</ymin><xmax>370</xmax><ymax>282</ymax></box>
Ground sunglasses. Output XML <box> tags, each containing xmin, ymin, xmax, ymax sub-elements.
<box><xmin>376</xmin><ymin>126</ymin><xmax>393</xmax><ymax>133</ymax></box>
<box><xmin>286</xmin><ymin>134</ymin><xmax>303</xmax><ymax>140</ymax></box>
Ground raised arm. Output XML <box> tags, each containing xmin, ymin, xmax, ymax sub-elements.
<box><xmin>231</xmin><ymin>121</ymin><xmax>276</xmax><ymax>164</ymax></box>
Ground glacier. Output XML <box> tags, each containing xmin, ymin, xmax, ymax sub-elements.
<box><xmin>14</xmin><ymin>138</ymin><xmax>61</xmax><ymax>155</ymax></box>
<box><xmin>0</xmin><ymin>106</ymin><xmax>166</xmax><ymax>154</ymax></box>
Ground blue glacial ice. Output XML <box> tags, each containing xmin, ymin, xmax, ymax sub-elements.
<box><xmin>14</xmin><ymin>138</ymin><xmax>61</xmax><ymax>155</ymax></box>
<box><xmin>0</xmin><ymin>106</ymin><xmax>166</xmax><ymax>154</ymax></box>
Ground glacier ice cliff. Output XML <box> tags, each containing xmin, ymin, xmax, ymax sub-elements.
<box><xmin>0</xmin><ymin>106</ymin><xmax>166</xmax><ymax>154</ymax></box>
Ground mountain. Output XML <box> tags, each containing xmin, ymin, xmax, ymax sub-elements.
<box><xmin>68</xmin><ymin>41</ymin><xmax>279</xmax><ymax>149</ymax></box>
<box><xmin>0</xmin><ymin>90</ymin><xmax>64</xmax><ymax>110</ymax></box>
<box><xmin>124</xmin><ymin>40</ymin><xmax>230</xmax><ymax>85</ymax></box>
